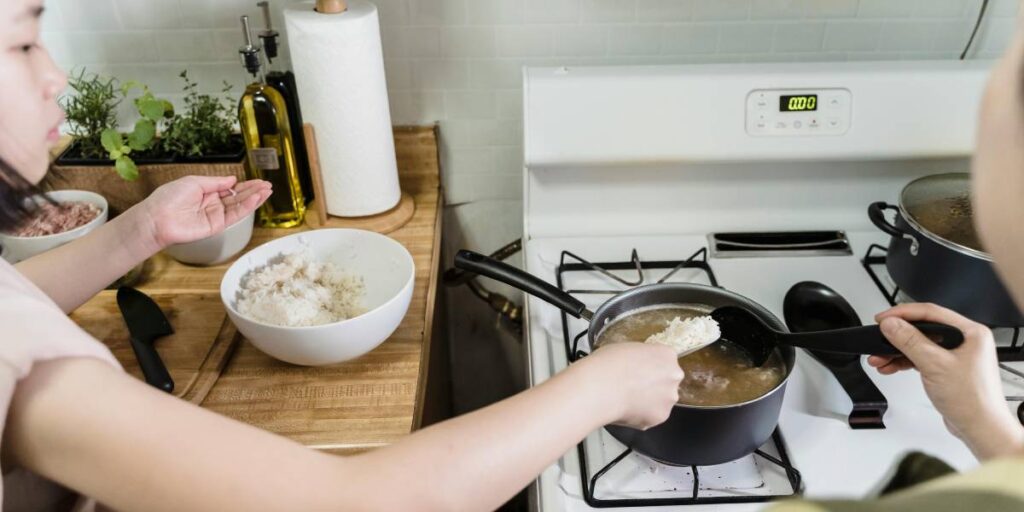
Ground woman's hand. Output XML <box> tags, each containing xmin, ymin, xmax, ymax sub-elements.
<box><xmin>869</xmin><ymin>303</ymin><xmax>1024</xmax><ymax>460</ymax></box>
<box><xmin>579</xmin><ymin>342</ymin><xmax>683</xmax><ymax>430</ymax></box>
<box><xmin>137</xmin><ymin>176</ymin><xmax>272</xmax><ymax>250</ymax></box>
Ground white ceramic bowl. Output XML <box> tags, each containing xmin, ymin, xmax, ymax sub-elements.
<box><xmin>165</xmin><ymin>209</ymin><xmax>255</xmax><ymax>266</ymax></box>
<box><xmin>220</xmin><ymin>229</ymin><xmax>415</xmax><ymax>366</ymax></box>
<box><xmin>0</xmin><ymin>190</ymin><xmax>108</xmax><ymax>263</ymax></box>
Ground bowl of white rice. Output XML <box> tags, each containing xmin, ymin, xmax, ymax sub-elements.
<box><xmin>220</xmin><ymin>228</ymin><xmax>415</xmax><ymax>366</ymax></box>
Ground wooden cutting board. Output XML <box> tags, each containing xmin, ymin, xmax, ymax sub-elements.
<box><xmin>70</xmin><ymin>291</ymin><xmax>240</xmax><ymax>404</ymax></box>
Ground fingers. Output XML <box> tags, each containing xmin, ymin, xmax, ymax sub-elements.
<box><xmin>188</xmin><ymin>175</ymin><xmax>239</xmax><ymax>195</ymax></box>
<box><xmin>221</xmin><ymin>181</ymin><xmax>271</xmax><ymax>207</ymax></box>
<box><xmin>874</xmin><ymin>303</ymin><xmax>976</xmax><ymax>333</ymax></box>
<box><xmin>879</xmin><ymin>316</ymin><xmax>950</xmax><ymax>370</ymax></box>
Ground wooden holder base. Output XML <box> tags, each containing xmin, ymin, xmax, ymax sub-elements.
<box><xmin>303</xmin><ymin>123</ymin><xmax>415</xmax><ymax>234</ymax></box>
<box><xmin>305</xmin><ymin>192</ymin><xmax>415</xmax><ymax>234</ymax></box>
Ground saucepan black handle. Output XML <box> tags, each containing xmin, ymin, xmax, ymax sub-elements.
<box><xmin>454</xmin><ymin>250</ymin><xmax>591</xmax><ymax>320</ymax></box>
<box><xmin>868</xmin><ymin>202</ymin><xmax>906</xmax><ymax>239</ymax></box>
<box><xmin>788</xmin><ymin>321</ymin><xmax>964</xmax><ymax>355</ymax></box>
<box><xmin>129</xmin><ymin>338</ymin><xmax>174</xmax><ymax>393</ymax></box>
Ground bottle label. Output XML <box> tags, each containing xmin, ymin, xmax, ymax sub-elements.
<box><xmin>249</xmin><ymin>148</ymin><xmax>279</xmax><ymax>170</ymax></box>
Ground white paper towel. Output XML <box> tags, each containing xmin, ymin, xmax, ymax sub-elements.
<box><xmin>284</xmin><ymin>0</ymin><xmax>400</xmax><ymax>217</ymax></box>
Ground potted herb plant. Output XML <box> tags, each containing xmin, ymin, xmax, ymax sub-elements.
<box><xmin>50</xmin><ymin>70</ymin><xmax>246</xmax><ymax>215</ymax></box>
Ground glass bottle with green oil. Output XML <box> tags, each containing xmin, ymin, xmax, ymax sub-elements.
<box><xmin>237</xmin><ymin>15</ymin><xmax>305</xmax><ymax>228</ymax></box>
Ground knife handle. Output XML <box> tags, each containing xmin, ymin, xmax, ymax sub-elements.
<box><xmin>129</xmin><ymin>338</ymin><xmax>174</xmax><ymax>393</ymax></box>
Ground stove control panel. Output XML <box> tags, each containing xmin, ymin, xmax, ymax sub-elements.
<box><xmin>745</xmin><ymin>88</ymin><xmax>851</xmax><ymax>136</ymax></box>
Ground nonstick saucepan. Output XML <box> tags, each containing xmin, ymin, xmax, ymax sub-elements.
<box><xmin>455</xmin><ymin>249</ymin><xmax>796</xmax><ymax>466</ymax></box>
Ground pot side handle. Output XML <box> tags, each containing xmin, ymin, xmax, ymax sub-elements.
<box><xmin>454</xmin><ymin>250</ymin><xmax>591</xmax><ymax>320</ymax></box>
<box><xmin>868</xmin><ymin>202</ymin><xmax>920</xmax><ymax>256</ymax></box>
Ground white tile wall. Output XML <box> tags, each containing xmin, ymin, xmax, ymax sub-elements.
<box><xmin>41</xmin><ymin>0</ymin><xmax>1019</xmax><ymax>240</ymax></box>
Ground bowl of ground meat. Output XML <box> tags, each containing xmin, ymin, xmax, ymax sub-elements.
<box><xmin>0</xmin><ymin>190</ymin><xmax>108</xmax><ymax>263</ymax></box>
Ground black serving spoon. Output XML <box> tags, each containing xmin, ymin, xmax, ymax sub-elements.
<box><xmin>711</xmin><ymin>305</ymin><xmax>965</xmax><ymax>367</ymax></box>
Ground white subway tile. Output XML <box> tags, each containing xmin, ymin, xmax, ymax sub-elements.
<box><xmin>155</xmin><ymin>30</ymin><xmax>216</xmax><ymax>62</ymax></box>
<box><xmin>58</xmin><ymin>0</ymin><xmax>121</xmax><ymax>30</ymax></box>
<box><xmin>407</xmin><ymin>27</ymin><xmax>443</xmax><ymax>57</ymax></box>
<box><xmin>384</xmin><ymin>59</ymin><xmax>414</xmax><ymax>89</ymax></box>
<box><xmin>581</xmin><ymin>0</ymin><xmax>637</xmax><ymax>23</ymax></box>
<box><xmin>211</xmin><ymin>29</ymin><xmax>240</xmax><ymax>60</ymax></box>
<box><xmin>413</xmin><ymin>59</ymin><xmax>471</xmax><ymax>89</ymax></box>
<box><xmin>879</xmin><ymin>21</ymin><xmax>933</xmax><ymax>51</ymax></box>
<box><xmin>607</xmin><ymin>26</ymin><xmax>661</xmax><ymax>55</ymax></box>
<box><xmin>442</xmin><ymin>120</ymin><xmax>520</xmax><ymax>147</ymax></box>
<box><xmin>555</xmin><ymin>26</ymin><xmax>609</xmax><ymax>56</ymax></box>
<box><xmin>440</xmin><ymin>27</ymin><xmax>497</xmax><ymax>58</ymax></box>
<box><xmin>100</xmin><ymin>33</ymin><xmax>162</xmax><ymax>63</ymax></box>
<box><xmin>802</xmin><ymin>0</ymin><xmax>859</xmax><ymax>19</ymax></box>
<box><xmin>39</xmin><ymin>2</ymin><xmax>67</xmax><ymax>32</ymax></box>
<box><xmin>116</xmin><ymin>0</ymin><xmax>182</xmax><ymax>29</ymax></box>
<box><xmin>494</xmin><ymin>145</ymin><xmax>524</xmax><ymax>173</ymax></box>
<box><xmin>445</xmin><ymin>91</ymin><xmax>498</xmax><ymax>119</ymax></box>
<box><xmin>525</xmin><ymin>0</ymin><xmax>581</xmax><ymax>23</ymax></box>
<box><xmin>467</xmin><ymin>0</ymin><xmax>525</xmax><ymax>25</ymax></box>
<box><xmin>389</xmin><ymin>90</ymin><xmax>445</xmax><ymax>123</ymax></box>
<box><xmin>445</xmin><ymin>147</ymin><xmax>498</xmax><ymax>174</ymax></box>
<box><xmin>496</xmin><ymin>26</ymin><xmax>554</xmax><ymax>57</ymax></box>
<box><xmin>661</xmin><ymin>25</ymin><xmax>719</xmax><ymax>53</ymax></box>
<box><xmin>718</xmin><ymin>23</ymin><xmax>774</xmax><ymax>53</ymax></box>
<box><xmin>772</xmin><ymin>21</ymin><xmax>825</xmax><ymax>52</ymax></box>
<box><xmin>469</xmin><ymin>60</ymin><xmax>527</xmax><ymax>88</ymax></box>
<box><xmin>409</xmin><ymin>0</ymin><xmax>467</xmax><ymax>25</ymax></box>
<box><xmin>858</xmin><ymin>0</ymin><xmax>914</xmax><ymax>18</ymax></box>
<box><xmin>913</xmin><ymin>0</ymin><xmax>970</xmax><ymax>18</ymax></box>
<box><xmin>692</xmin><ymin>0</ymin><xmax>750</xmax><ymax>21</ymax></box>
<box><xmin>636</xmin><ymin>0</ymin><xmax>692</xmax><ymax>22</ymax></box>
<box><xmin>375</xmin><ymin>0</ymin><xmax>412</xmax><ymax>26</ymax></box>
<box><xmin>823</xmin><ymin>21</ymin><xmax>884</xmax><ymax>51</ymax></box>
<box><xmin>496</xmin><ymin>89</ymin><xmax>523</xmax><ymax>119</ymax></box>
<box><xmin>444</xmin><ymin>172</ymin><xmax>522</xmax><ymax>202</ymax></box>
<box><xmin>177</xmin><ymin>0</ymin><xmax>248</xmax><ymax>29</ymax></box>
<box><xmin>750</xmin><ymin>0</ymin><xmax>802</xmax><ymax>20</ymax></box>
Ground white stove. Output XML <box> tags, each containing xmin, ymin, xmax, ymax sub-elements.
<box><xmin>518</xmin><ymin>60</ymin><xmax>1024</xmax><ymax>510</ymax></box>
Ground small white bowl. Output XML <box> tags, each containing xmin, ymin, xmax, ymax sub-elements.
<box><xmin>165</xmin><ymin>209</ymin><xmax>255</xmax><ymax>266</ymax></box>
<box><xmin>0</xmin><ymin>190</ymin><xmax>108</xmax><ymax>263</ymax></box>
<box><xmin>220</xmin><ymin>228</ymin><xmax>415</xmax><ymax>366</ymax></box>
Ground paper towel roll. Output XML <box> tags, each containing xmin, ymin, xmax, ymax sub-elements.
<box><xmin>284</xmin><ymin>0</ymin><xmax>400</xmax><ymax>217</ymax></box>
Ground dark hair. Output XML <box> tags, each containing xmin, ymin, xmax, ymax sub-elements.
<box><xmin>0</xmin><ymin>157</ymin><xmax>47</xmax><ymax>233</ymax></box>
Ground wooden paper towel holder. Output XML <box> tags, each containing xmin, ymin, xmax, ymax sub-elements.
<box><xmin>302</xmin><ymin>123</ymin><xmax>415</xmax><ymax>234</ymax></box>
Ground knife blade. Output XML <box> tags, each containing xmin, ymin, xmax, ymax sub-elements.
<box><xmin>116</xmin><ymin>286</ymin><xmax>175</xmax><ymax>393</ymax></box>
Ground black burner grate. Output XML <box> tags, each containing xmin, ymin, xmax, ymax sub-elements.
<box><xmin>861</xmin><ymin>244</ymin><xmax>1023</xmax><ymax>362</ymax></box>
<box><xmin>556</xmin><ymin>247</ymin><xmax>803</xmax><ymax>507</ymax></box>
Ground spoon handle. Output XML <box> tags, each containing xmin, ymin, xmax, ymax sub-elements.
<box><xmin>785</xmin><ymin>322</ymin><xmax>964</xmax><ymax>355</ymax></box>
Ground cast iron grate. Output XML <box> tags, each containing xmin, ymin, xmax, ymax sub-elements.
<box><xmin>556</xmin><ymin>247</ymin><xmax>803</xmax><ymax>507</ymax></box>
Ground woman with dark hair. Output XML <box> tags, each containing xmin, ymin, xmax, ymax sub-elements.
<box><xmin>0</xmin><ymin>1</ymin><xmax>687</xmax><ymax>510</ymax></box>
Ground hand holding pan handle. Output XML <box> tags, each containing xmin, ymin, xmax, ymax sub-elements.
<box><xmin>454</xmin><ymin>250</ymin><xmax>592</xmax><ymax>320</ymax></box>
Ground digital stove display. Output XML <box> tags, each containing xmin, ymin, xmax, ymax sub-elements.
<box><xmin>780</xmin><ymin>94</ymin><xmax>818</xmax><ymax>112</ymax></box>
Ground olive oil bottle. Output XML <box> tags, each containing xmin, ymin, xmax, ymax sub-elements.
<box><xmin>237</xmin><ymin>15</ymin><xmax>306</xmax><ymax>228</ymax></box>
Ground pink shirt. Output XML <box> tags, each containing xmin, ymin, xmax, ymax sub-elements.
<box><xmin>0</xmin><ymin>258</ymin><xmax>120</xmax><ymax>510</ymax></box>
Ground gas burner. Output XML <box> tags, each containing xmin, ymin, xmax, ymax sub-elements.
<box><xmin>861</xmin><ymin>244</ymin><xmax>1024</xmax><ymax>361</ymax></box>
<box><xmin>556</xmin><ymin>247</ymin><xmax>802</xmax><ymax>507</ymax></box>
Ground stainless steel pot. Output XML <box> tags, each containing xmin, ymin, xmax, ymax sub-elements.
<box><xmin>454</xmin><ymin>250</ymin><xmax>796</xmax><ymax>466</ymax></box>
<box><xmin>868</xmin><ymin>172</ymin><xmax>1024</xmax><ymax>326</ymax></box>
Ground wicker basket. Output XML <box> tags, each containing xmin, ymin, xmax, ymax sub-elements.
<box><xmin>48</xmin><ymin>138</ymin><xmax>247</xmax><ymax>216</ymax></box>
<box><xmin>47</xmin><ymin>162</ymin><xmax>246</xmax><ymax>216</ymax></box>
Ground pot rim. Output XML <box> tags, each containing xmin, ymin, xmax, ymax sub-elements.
<box><xmin>898</xmin><ymin>172</ymin><xmax>992</xmax><ymax>262</ymax></box>
<box><xmin>588</xmin><ymin>282</ymin><xmax>795</xmax><ymax>411</ymax></box>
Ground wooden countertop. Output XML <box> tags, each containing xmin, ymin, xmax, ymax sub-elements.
<box><xmin>71</xmin><ymin>126</ymin><xmax>443</xmax><ymax>454</ymax></box>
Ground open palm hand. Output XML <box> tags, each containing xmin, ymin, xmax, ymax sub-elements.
<box><xmin>141</xmin><ymin>176</ymin><xmax>272</xmax><ymax>248</ymax></box>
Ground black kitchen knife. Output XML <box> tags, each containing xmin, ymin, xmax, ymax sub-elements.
<box><xmin>116</xmin><ymin>286</ymin><xmax>175</xmax><ymax>393</ymax></box>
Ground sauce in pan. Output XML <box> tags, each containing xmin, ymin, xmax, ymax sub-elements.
<box><xmin>595</xmin><ymin>305</ymin><xmax>786</xmax><ymax>407</ymax></box>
